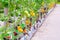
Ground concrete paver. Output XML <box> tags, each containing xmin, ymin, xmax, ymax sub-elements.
<box><xmin>31</xmin><ymin>4</ymin><xmax>60</xmax><ymax>40</ymax></box>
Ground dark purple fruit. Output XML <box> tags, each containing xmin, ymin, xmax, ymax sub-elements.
<box><xmin>3</xmin><ymin>37</ymin><xmax>6</xmax><ymax>40</ymax></box>
<box><xmin>13</xmin><ymin>32</ymin><xmax>18</xmax><ymax>36</ymax></box>
<box><xmin>30</xmin><ymin>18</ymin><xmax>32</xmax><ymax>22</ymax></box>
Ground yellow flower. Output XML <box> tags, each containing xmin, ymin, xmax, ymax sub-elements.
<box><xmin>17</xmin><ymin>26</ymin><xmax>23</xmax><ymax>32</ymax></box>
<box><xmin>25</xmin><ymin>20</ymin><xmax>30</xmax><ymax>25</ymax></box>
<box><xmin>41</xmin><ymin>8</ymin><xmax>45</xmax><ymax>13</ymax></box>
<box><xmin>30</xmin><ymin>11</ymin><xmax>35</xmax><ymax>16</ymax></box>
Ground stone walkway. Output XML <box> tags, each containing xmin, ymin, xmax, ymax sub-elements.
<box><xmin>31</xmin><ymin>4</ymin><xmax>60</xmax><ymax>40</ymax></box>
